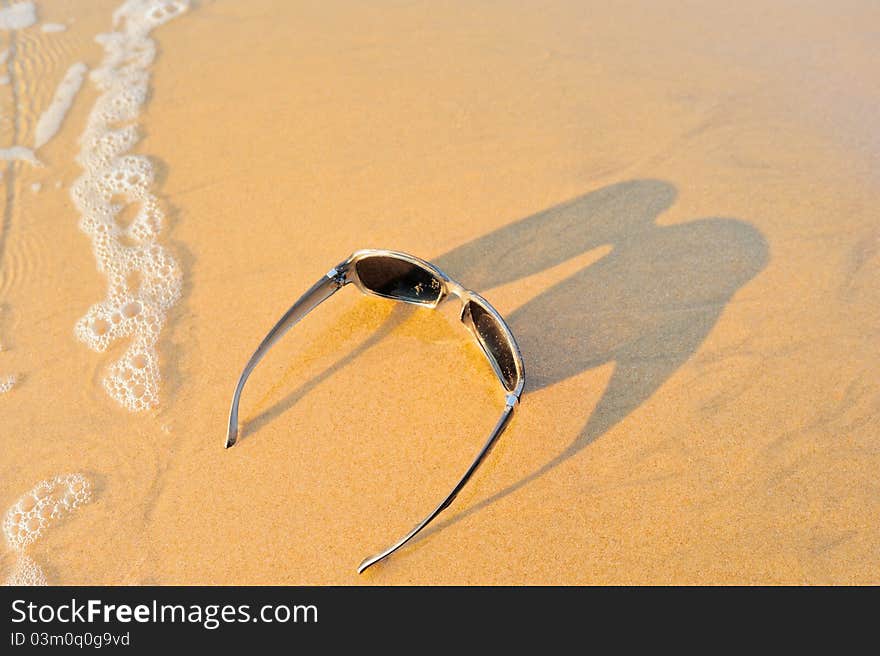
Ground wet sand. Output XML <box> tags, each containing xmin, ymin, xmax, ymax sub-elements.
<box><xmin>1</xmin><ymin>0</ymin><xmax>879</xmax><ymax>584</ymax></box>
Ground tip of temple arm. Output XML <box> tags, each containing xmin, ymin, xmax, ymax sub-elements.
<box><xmin>226</xmin><ymin>381</ymin><xmax>245</xmax><ymax>448</ymax></box>
<box><xmin>226</xmin><ymin>407</ymin><xmax>240</xmax><ymax>448</ymax></box>
<box><xmin>357</xmin><ymin>556</ymin><xmax>378</xmax><ymax>574</ymax></box>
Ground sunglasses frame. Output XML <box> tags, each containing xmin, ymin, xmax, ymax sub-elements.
<box><xmin>226</xmin><ymin>248</ymin><xmax>524</xmax><ymax>573</ymax></box>
<box><xmin>347</xmin><ymin>249</ymin><xmax>524</xmax><ymax>393</ymax></box>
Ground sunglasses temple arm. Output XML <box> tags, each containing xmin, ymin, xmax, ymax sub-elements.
<box><xmin>226</xmin><ymin>268</ymin><xmax>348</xmax><ymax>448</ymax></box>
<box><xmin>357</xmin><ymin>395</ymin><xmax>518</xmax><ymax>573</ymax></box>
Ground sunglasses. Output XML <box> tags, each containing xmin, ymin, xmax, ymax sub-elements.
<box><xmin>226</xmin><ymin>249</ymin><xmax>524</xmax><ymax>572</ymax></box>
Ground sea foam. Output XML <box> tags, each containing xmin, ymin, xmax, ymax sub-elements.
<box><xmin>0</xmin><ymin>2</ymin><xmax>36</xmax><ymax>30</ymax></box>
<box><xmin>0</xmin><ymin>145</ymin><xmax>38</xmax><ymax>164</ymax></box>
<box><xmin>0</xmin><ymin>373</ymin><xmax>16</xmax><ymax>393</ymax></box>
<box><xmin>7</xmin><ymin>554</ymin><xmax>47</xmax><ymax>585</ymax></box>
<box><xmin>34</xmin><ymin>62</ymin><xmax>88</xmax><ymax>150</ymax></box>
<box><xmin>3</xmin><ymin>474</ymin><xmax>92</xmax><ymax>585</ymax></box>
<box><xmin>3</xmin><ymin>474</ymin><xmax>92</xmax><ymax>550</ymax></box>
<box><xmin>71</xmin><ymin>1</ymin><xmax>189</xmax><ymax>411</ymax></box>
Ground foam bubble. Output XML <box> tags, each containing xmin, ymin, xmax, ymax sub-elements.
<box><xmin>34</xmin><ymin>62</ymin><xmax>88</xmax><ymax>150</ymax></box>
<box><xmin>41</xmin><ymin>22</ymin><xmax>67</xmax><ymax>33</ymax></box>
<box><xmin>72</xmin><ymin>1</ymin><xmax>189</xmax><ymax>411</ymax></box>
<box><xmin>3</xmin><ymin>474</ymin><xmax>92</xmax><ymax>551</ymax></box>
<box><xmin>0</xmin><ymin>2</ymin><xmax>36</xmax><ymax>31</ymax></box>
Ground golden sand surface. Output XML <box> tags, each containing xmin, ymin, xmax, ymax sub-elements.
<box><xmin>1</xmin><ymin>0</ymin><xmax>878</xmax><ymax>584</ymax></box>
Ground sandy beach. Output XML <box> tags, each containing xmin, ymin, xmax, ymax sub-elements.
<box><xmin>1</xmin><ymin>0</ymin><xmax>878</xmax><ymax>584</ymax></box>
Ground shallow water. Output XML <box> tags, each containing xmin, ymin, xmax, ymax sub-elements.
<box><xmin>1</xmin><ymin>0</ymin><xmax>878</xmax><ymax>584</ymax></box>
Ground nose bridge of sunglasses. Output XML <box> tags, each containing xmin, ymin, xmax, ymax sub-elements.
<box><xmin>445</xmin><ymin>280</ymin><xmax>468</xmax><ymax>299</ymax></box>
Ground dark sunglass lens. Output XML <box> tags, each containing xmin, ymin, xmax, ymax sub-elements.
<box><xmin>467</xmin><ymin>301</ymin><xmax>519</xmax><ymax>391</ymax></box>
<box><xmin>355</xmin><ymin>256</ymin><xmax>443</xmax><ymax>304</ymax></box>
